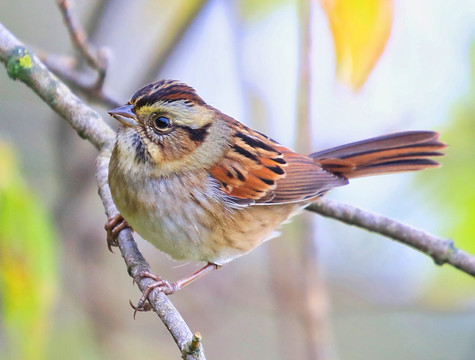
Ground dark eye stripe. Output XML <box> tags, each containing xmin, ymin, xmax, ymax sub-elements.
<box><xmin>179</xmin><ymin>123</ymin><xmax>211</xmax><ymax>143</ymax></box>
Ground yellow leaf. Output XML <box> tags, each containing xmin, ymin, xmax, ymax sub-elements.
<box><xmin>321</xmin><ymin>0</ymin><xmax>393</xmax><ymax>90</ymax></box>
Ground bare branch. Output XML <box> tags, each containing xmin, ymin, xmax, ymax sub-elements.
<box><xmin>57</xmin><ymin>0</ymin><xmax>107</xmax><ymax>89</ymax></box>
<box><xmin>0</xmin><ymin>22</ymin><xmax>205</xmax><ymax>359</ymax></box>
<box><xmin>39</xmin><ymin>52</ymin><xmax>120</xmax><ymax>108</ymax></box>
<box><xmin>49</xmin><ymin>0</ymin><xmax>119</xmax><ymax>108</ymax></box>
<box><xmin>306</xmin><ymin>198</ymin><xmax>475</xmax><ymax>277</ymax></box>
<box><xmin>97</xmin><ymin>145</ymin><xmax>206</xmax><ymax>360</ymax></box>
<box><xmin>0</xmin><ymin>23</ymin><xmax>114</xmax><ymax>150</ymax></box>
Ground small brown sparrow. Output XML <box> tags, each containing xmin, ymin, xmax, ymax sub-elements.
<box><xmin>107</xmin><ymin>79</ymin><xmax>445</xmax><ymax>304</ymax></box>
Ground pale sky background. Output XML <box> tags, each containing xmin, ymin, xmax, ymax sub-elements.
<box><xmin>153</xmin><ymin>0</ymin><xmax>475</xmax><ymax>305</ymax></box>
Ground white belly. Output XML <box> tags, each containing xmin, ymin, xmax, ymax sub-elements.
<box><xmin>110</xmin><ymin>167</ymin><xmax>237</xmax><ymax>263</ymax></box>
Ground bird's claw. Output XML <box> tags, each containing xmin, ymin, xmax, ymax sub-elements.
<box><xmin>129</xmin><ymin>299</ymin><xmax>152</xmax><ymax>319</ymax></box>
<box><xmin>130</xmin><ymin>271</ymin><xmax>179</xmax><ymax>318</ymax></box>
<box><xmin>104</xmin><ymin>214</ymin><xmax>131</xmax><ymax>252</ymax></box>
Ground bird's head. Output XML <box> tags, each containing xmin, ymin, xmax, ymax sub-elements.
<box><xmin>109</xmin><ymin>80</ymin><xmax>232</xmax><ymax>175</ymax></box>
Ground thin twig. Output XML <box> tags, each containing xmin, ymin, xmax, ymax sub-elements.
<box><xmin>0</xmin><ymin>22</ymin><xmax>205</xmax><ymax>360</ymax></box>
<box><xmin>306</xmin><ymin>198</ymin><xmax>475</xmax><ymax>277</ymax></box>
<box><xmin>57</xmin><ymin>0</ymin><xmax>107</xmax><ymax>89</ymax></box>
<box><xmin>53</xmin><ymin>0</ymin><xmax>118</xmax><ymax>107</ymax></box>
<box><xmin>39</xmin><ymin>52</ymin><xmax>120</xmax><ymax>108</ymax></box>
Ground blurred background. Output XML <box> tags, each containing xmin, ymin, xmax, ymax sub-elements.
<box><xmin>1</xmin><ymin>0</ymin><xmax>475</xmax><ymax>359</ymax></box>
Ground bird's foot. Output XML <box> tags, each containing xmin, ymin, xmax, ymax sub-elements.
<box><xmin>130</xmin><ymin>271</ymin><xmax>180</xmax><ymax>318</ymax></box>
<box><xmin>130</xmin><ymin>263</ymin><xmax>220</xmax><ymax>317</ymax></box>
<box><xmin>104</xmin><ymin>214</ymin><xmax>131</xmax><ymax>252</ymax></box>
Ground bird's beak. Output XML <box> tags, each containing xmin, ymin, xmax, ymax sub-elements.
<box><xmin>108</xmin><ymin>104</ymin><xmax>138</xmax><ymax>127</ymax></box>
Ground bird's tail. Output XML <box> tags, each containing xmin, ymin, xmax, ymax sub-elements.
<box><xmin>309</xmin><ymin>131</ymin><xmax>446</xmax><ymax>179</ymax></box>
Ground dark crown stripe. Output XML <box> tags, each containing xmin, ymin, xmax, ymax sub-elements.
<box><xmin>132</xmin><ymin>80</ymin><xmax>205</xmax><ymax>108</ymax></box>
<box><xmin>130</xmin><ymin>83</ymin><xmax>154</xmax><ymax>103</ymax></box>
<box><xmin>135</xmin><ymin>90</ymin><xmax>204</xmax><ymax>108</ymax></box>
<box><xmin>161</xmin><ymin>91</ymin><xmax>205</xmax><ymax>106</ymax></box>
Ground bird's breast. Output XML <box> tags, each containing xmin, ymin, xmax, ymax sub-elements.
<box><xmin>109</xmin><ymin>147</ymin><xmax>303</xmax><ymax>264</ymax></box>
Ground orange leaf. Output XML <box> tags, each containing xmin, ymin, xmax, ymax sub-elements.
<box><xmin>321</xmin><ymin>0</ymin><xmax>393</xmax><ymax>90</ymax></box>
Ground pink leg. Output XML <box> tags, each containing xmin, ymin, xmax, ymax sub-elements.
<box><xmin>131</xmin><ymin>263</ymin><xmax>221</xmax><ymax>315</ymax></box>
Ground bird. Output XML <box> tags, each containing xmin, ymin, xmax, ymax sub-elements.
<box><xmin>106</xmin><ymin>79</ymin><xmax>445</xmax><ymax>308</ymax></box>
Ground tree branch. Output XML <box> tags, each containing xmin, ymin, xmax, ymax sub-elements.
<box><xmin>0</xmin><ymin>22</ymin><xmax>205</xmax><ymax>360</ymax></box>
<box><xmin>50</xmin><ymin>0</ymin><xmax>119</xmax><ymax>108</ymax></box>
<box><xmin>57</xmin><ymin>0</ymin><xmax>108</xmax><ymax>89</ymax></box>
<box><xmin>306</xmin><ymin>199</ymin><xmax>475</xmax><ymax>277</ymax></box>
<box><xmin>96</xmin><ymin>144</ymin><xmax>206</xmax><ymax>360</ymax></box>
<box><xmin>0</xmin><ymin>24</ymin><xmax>114</xmax><ymax>150</ymax></box>
<box><xmin>38</xmin><ymin>52</ymin><xmax>120</xmax><ymax>108</ymax></box>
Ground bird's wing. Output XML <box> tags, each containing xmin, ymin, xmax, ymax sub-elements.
<box><xmin>210</xmin><ymin>123</ymin><xmax>347</xmax><ymax>205</ymax></box>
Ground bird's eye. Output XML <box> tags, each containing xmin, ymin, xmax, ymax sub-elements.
<box><xmin>153</xmin><ymin>116</ymin><xmax>171</xmax><ymax>131</ymax></box>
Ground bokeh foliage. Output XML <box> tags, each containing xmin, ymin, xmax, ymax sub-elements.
<box><xmin>422</xmin><ymin>42</ymin><xmax>475</xmax><ymax>306</ymax></box>
<box><xmin>0</xmin><ymin>141</ymin><xmax>58</xmax><ymax>360</ymax></box>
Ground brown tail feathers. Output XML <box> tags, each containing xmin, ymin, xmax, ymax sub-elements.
<box><xmin>310</xmin><ymin>131</ymin><xmax>446</xmax><ymax>179</ymax></box>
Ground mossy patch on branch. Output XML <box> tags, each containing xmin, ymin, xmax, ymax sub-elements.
<box><xmin>6</xmin><ymin>47</ymin><xmax>33</xmax><ymax>81</ymax></box>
